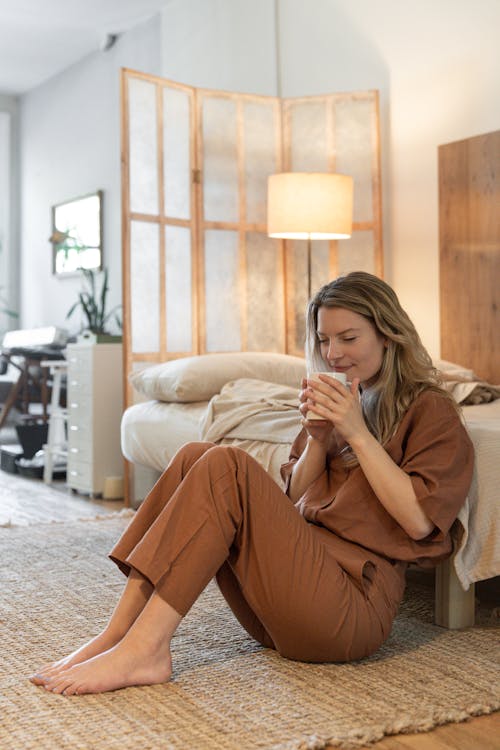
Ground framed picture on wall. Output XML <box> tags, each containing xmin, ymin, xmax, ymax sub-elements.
<box><xmin>50</xmin><ymin>190</ymin><xmax>103</xmax><ymax>275</ymax></box>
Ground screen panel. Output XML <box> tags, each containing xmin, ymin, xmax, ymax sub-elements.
<box><xmin>204</xmin><ymin>229</ymin><xmax>241</xmax><ymax>351</ymax></box>
<box><xmin>130</xmin><ymin>220</ymin><xmax>160</xmax><ymax>353</ymax></box>
<box><xmin>201</xmin><ymin>97</ymin><xmax>239</xmax><ymax>223</ymax></box>
<box><xmin>337</xmin><ymin>230</ymin><xmax>375</xmax><ymax>275</ymax></box>
<box><xmin>165</xmin><ymin>225</ymin><xmax>193</xmax><ymax>352</ymax></box>
<box><xmin>128</xmin><ymin>77</ymin><xmax>159</xmax><ymax>216</ymax></box>
<box><xmin>245</xmin><ymin>232</ymin><xmax>284</xmax><ymax>351</ymax></box>
<box><xmin>243</xmin><ymin>101</ymin><xmax>280</xmax><ymax>225</ymax></box>
<box><xmin>287</xmin><ymin>100</ymin><xmax>329</xmax><ymax>172</ymax></box>
<box><xmin>334</xmin><ymin>98</ymin><xmax>374</xmax><ymax>223</ymax></box>
<box><xmin>163</xmin><ymin>86</ymin><xmax>192</xmax><ymax>220</ymax></box>
<box><xmin>285</xmin><ymin>238</ymin><xmax>331</xmax><ymax>353</ymax></box>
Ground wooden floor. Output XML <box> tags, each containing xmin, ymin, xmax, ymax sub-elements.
<box><xmin>1</xmin><ymin>465</ymin><xmax>498</xmax><ymax>750</ymax></box>
<box><xmin>366</xmin><ymin>712</ymin><xmax>499</xmax><ymax>750</ymax></box>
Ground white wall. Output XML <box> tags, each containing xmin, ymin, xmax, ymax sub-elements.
<box><xmin>19</xmin><ymin>16</ymin><xmax>161</xmax><ymax>334</ymax></box>
<box><xmin>0</xmin><ymin>94</ymin><xmax>20</xmax><ymax>334</ymax></box>
<box><xmin>160</xmin><ymin>0</ymin><xmax>276</xmax><ymax>94</ymax></box>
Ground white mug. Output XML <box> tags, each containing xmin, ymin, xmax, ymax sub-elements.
<box><xmin>306</xmin><ymin>371</ymin><xmax>347</xmax><ymax>420</ymax></box>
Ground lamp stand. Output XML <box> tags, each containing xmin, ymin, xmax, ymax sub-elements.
<box><xmin>307</xmin><ymin>236</ymin><xmax>312</xmax><ymax>301</ymax></box>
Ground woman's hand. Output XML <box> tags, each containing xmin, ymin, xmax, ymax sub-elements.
<box><xmin>298</xmin><ymin>377</ymin><xmax>334</xmax><ymax>447</ymax></box>
<box><xmin>288</xmin><ymin>377</ymin><xmax>334</xmax><ymax>502</ymax></box>
<box><xmin>304</xmin><ymin>374</ymin><xmax>369</xmax><ymax>446</ymax></box>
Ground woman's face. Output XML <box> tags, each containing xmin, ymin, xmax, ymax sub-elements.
<box><xmin>316</xmin><ymin>306</ymin><xmax>387</xmax><ymax>387</ymax></box>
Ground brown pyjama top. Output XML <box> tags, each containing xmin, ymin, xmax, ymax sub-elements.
<box><xmin>280</xmin><ymin>389</ymin><xmax>475</xmax><ymax>568</ymax></box>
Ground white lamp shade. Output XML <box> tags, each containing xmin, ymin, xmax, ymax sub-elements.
<box><xmin>267</xmin><ymin>172</ymin><xmax>353</xmax><ymax>239</ymax></box>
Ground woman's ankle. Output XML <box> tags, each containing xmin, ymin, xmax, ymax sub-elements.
<box><xmin>100</xmin><ymin>623</ymin><xmax>129</xmax><ymax>646</ymax></box>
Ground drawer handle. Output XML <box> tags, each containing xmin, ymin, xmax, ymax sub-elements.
<box><xmin>69</xmin><ymin>425</ymin><xmax>80</xmax><ymax>432</ymax></box>
<box><xmin>70</xmin><ymin>402</ymin><xmax>79</xmax><ymax>408</ymax></box>
<box><xmin>69</xmin><ymin>448</ymin><xmax>79</xmax><ymax>454</ymax></box>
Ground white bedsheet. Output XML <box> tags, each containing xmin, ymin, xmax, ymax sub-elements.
<box><xmin>455</xmin><ymin>399</ymin><xmax>500</xmax><ymax>588</ymax></box>
<box><xmin>121</xmin><ymin>386</ymin><xmax>500</xmax><ymax>590</ymax></box>
<box><xmin>121</xmin><ymin>400</ymin><xmax>210</xmax><ymax>470</ymax></box>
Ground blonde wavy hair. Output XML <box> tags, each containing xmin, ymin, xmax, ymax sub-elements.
<box><xmin>306</xmin><ymin>272</ymin><xmax>457</xmax><ymax>463</ymax></box>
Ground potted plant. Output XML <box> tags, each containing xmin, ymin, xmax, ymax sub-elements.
<box><xmin>66</xmin><ymin>267</ymin><xmax>122</xmax><ymax>343</ymax></box>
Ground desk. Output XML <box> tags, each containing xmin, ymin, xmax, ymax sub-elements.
<box><xmin>0</xmin><ymin>347</ymin><xmax>65</xmax><ymax>429</ymax></box>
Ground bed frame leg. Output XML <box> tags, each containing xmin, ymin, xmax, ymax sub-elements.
<box><xmin>126</xmin><ymin>463</ymin><xmax>161</xmax><ymax>509</ymax></box>
<box><xmin>434</xmin><ymin>557</ymin><xmax>475</xmax><ymax>628</ymax></box>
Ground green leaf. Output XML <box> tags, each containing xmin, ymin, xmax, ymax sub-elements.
<box><xmin>65</xmin><ymin>265</ymin><xmax>119</xmax><ymax>334</ymax></box>
<box><xmin>100</xmin><ymin>268</ymin><xmax>109</xmax><ymax>321</ymax></box>
<box><xmin>65</xmin><ymin>301</ymin><xmax>80</xmax><ymax>319</ymax></box>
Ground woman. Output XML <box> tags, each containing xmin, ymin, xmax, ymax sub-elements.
<box><xmin>31</xmin><ymin>272</ymin><xmax>474</xmax><ymax>696</ymax></box>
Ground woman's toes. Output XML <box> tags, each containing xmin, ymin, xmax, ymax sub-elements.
<box><xmin>43</xmin><ymin>674</ymin><xmax>64</xmax><ymax>693</ymax></box>
<box><xmin>34</xmin><ymin>668</ymin><xmax>52</xmax><ymax>680</ymax></box>
<box><xmin>31</xmin><ymin>665</ymin><xmax>65</xmax><ymax>686</ymax></box>
<box><xmin>30</xmin><ymin>675</ymin><xmax>49</xmax><ymax>686</ymax></box>
<box><xmin>31</xmin><ymin>670</ymin><xmax>55</xmax><ymax>685</ymax></box>
<box><xmin>29</xmin><ymin>669</ymin><xmax>47</xmax><ymax>682</ymax></box>
<box><xmin>64</xmin><ymin>682</ymin><xmax>81</xmax><ymax>696</ymax></box>
<box><xmin>46</xmin><ymin>679</ymin><xmax>68</xmax><ymax>695</ymax></box>
<box><xmin>30</xmin><ymin>663</ymin><xmax>60</xmax><ymax>681</ymax></box>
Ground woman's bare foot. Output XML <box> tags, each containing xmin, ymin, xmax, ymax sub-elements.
<box><xmin>32</xmin><ymin>589</ymin><xmax>181</xmax><ymax>695</ymax></box>
<box><xmin>31</xmin><ymin>569</ymin><xmax>156</xmax><ymax>686</ymax></box>
<box><xmin>30</xmin><ymin>628</ymin><xmax>123</xmax><ymax>686</ymax></box>
<box><xmin>37</xmin><ymin>635</ymin><xmax>172</xmax><ymax>695</ymax></box>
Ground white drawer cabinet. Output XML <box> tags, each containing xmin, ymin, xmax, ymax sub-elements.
<box><xmin>66</xmin><ymin>343</ymin><xmax>123</xmax><ymax>496</ymax></box>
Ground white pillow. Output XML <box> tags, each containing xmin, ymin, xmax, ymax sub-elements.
<box><xmin>433</xmin><ymin>359</ymin><xmax>477</xmax><ymax>380</ymax></box>
<box><xmin>130</xmin><ymin>352</ymin><xmax>307</xmax><ymax>403</ymax></box>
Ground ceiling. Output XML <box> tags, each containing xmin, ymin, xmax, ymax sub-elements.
<box><xmin>0</xmin><ymin>0</ymin><xmax>171</xmax><ymax>96</ymax></box>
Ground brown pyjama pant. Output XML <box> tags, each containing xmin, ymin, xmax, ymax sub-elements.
<box><xmin>110</xmin><ymin>442</ymin><xmax>406</xmax><ymax>663</ymax></box>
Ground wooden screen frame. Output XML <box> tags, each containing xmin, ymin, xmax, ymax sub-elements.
<box><xmin>120</xmin><ymin>69</ymin><xmax>383</xmax><ymax>505</ymax></box>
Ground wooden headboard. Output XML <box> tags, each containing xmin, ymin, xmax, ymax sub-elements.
<box><xmin>439</xmin><ymin>130</ymin><xmax>500</xmax><ymax>383</ymax></box>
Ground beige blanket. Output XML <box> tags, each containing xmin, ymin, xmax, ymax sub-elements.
<box><xmin>441</xmin><ymin>376</ymin><xmax>500</xmax><ymax>405</ymax></box>
<box><xmin>200</xmin><ymin>378</ymin><xmax>500</xmax><ymax>590</ymax></box>
<box><xmin>200</xmin><ymin>378</ymin><xmax>301</xmax><ymax>444</ymax></box>
<box><xmin>199</xmin><ymin>378</ymin><xmax>302</xmax><ymax>487</ymax></box>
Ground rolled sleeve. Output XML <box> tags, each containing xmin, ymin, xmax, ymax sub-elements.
<box><xmin>401</xmin><ymin>396</ymin><xmax>474</xmax><ymax>540</ymax></box>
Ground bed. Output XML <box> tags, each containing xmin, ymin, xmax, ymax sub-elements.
<box><xmin>120</xmin><ymin>351</ymin><xmax>500</xmax><ymax>629</ymax></box>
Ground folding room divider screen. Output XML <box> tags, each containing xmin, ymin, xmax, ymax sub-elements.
<box><xmin>120</xmin><ymin>68</ymin><xmax>383</xmax><ymax>405</ymax></box>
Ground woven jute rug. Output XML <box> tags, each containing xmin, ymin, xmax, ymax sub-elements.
<box><xmin>1</xmin><ymin>517</ymin><xmax>498</xmax><ymax>750</ymax></box>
